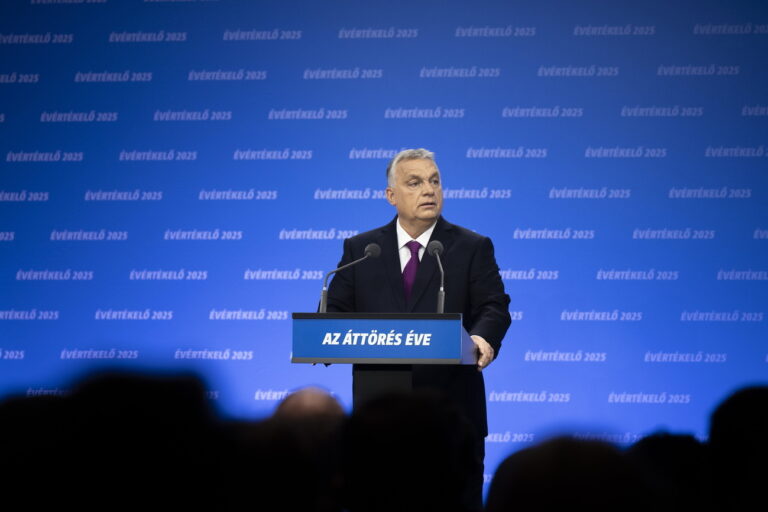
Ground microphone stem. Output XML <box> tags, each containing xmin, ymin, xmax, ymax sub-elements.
<box><xmin>435</xmin><ymin>252</ymin><xmax>445</xmax><ymax>314</ymax></box>
<box><xmin>319</xmin><ymin>254</ymin><xmax>370</xmax><ymax>313</ymax></box>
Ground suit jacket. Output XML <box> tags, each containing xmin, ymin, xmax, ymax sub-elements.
<box><xmin>326</xmin><ymin>215</ymin><xmax>511</xmax><ymax>436</ymax></box>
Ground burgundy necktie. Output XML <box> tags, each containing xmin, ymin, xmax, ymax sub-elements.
<box><xmin>402</xmin><ymin>240</ymin><xmax>421</xmax><ymax>301</ymax></box>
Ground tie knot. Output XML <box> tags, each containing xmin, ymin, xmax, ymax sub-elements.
<box><xmin>406</xmin><ymin>240</ymin><xmax>421</xmax><ymax>256</ymax></box>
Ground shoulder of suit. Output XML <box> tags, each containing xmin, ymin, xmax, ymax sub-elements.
<box><xmin>445</xmin><ymin>220</ymin><xmax>489</xmax><ymax>244</ymax></box>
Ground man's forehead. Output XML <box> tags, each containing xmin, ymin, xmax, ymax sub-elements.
<box><xmin>396</xmin><ymin>159</ymin><xmax>439</xmax><ymax>177</ymax></box>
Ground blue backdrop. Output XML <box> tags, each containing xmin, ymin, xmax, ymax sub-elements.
<box><xmin>2</xmin><ymin>0</ymin><xmax>767</xmax><ymax>488</ymax></box>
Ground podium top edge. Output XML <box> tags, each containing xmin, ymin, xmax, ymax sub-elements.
<box><xmin>292</xmin><ymin>313</ymin><xmax>462</xmax><ymax>320</ymax></box>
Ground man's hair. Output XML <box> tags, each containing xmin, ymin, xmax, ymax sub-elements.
<box><xmin>386</xmin><ymin>148</ymin><xmax>438</xmax><ymax>187</ymax></box>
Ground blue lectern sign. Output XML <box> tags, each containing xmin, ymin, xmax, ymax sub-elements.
<box><xmin>291</xmin><ymin>313</ymin><xmax>476</xmax><ymax>364</ymax></box>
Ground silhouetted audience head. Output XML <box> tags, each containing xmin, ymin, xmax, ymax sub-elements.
<box><xmin>486</xmin><ymin>437</ymin><xmax>652</xmax><ymax>511</ymax></box>
<box><xmin>1</xmin><ymin>372</ymin><xmax>236</xmax><ymax>511</ymax></box>
<box><xmin>228</xmin><ymin>387</ymin><xmax>347</xmax><ymax>512</ymax></box>
<box><xmin>625</xmin><ymin>432</ymin><xmax>710</xmax><ymax>511</ymax></box>
<box><xmin>342</xmin><ymin>390</ymin><xmax>476</xmax><ymax>512</ymax></box>
<box><xmin>708</xmin><ymin>385</ymin><xmax>768</xmax><ymax>509</ymax></box>
<box><xmin>273</xmin><ymin>386</ymin><xmax>345</xmax><ymax>420</ymax></box>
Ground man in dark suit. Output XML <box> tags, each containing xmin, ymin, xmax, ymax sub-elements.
<box><xmin>326</xmin><ymin>148</ymin><xmax>511</xmax><ymax>510</ymax></box>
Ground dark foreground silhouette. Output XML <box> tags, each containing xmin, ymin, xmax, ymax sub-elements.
<box><xmin>1</xmin><ymin>373</ymin><xmax>764</xmax><ymax>511</ymax></box>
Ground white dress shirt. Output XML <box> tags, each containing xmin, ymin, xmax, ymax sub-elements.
<box><xmin>395</xmin><ymin>218</ymin><xmax>437</xmax><ymax>272</ymax></box>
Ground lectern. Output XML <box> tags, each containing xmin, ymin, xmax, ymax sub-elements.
<box><xmin>292</xmin><ymin>312</ymin><xmax>477</xmax><ymax>405</ymax></box>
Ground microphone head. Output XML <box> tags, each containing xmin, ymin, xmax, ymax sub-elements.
<box><xmin>427</xmin><ymin>240</ymin><xmax>444</xmax><ymax>256</ymax></box>
<box><xmin>364</xmin><ymin>243</ymin><xmax>381</xmax><ymax>258</ymax></box>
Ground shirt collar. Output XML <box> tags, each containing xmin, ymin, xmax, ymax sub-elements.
<box><xmin>396</xmin><ymin>217</ymin><xmax>437</xmax><ymax>250</ymax></box>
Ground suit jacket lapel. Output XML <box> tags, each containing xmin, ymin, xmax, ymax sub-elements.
<box><xmin>406</xmin><ymin>216</ymin><xmax>454</xmax><ymax>312</ymax></box>
<box><xmin>379</xmin><ymin>217</ymin><xmax>407</xmax><ymax>312</ymax></box>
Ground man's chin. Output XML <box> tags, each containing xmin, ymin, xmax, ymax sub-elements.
<box><xmin>417</xmin><ymin>209</ymin><xmax>440</xmax><ymax>221</ymax></box>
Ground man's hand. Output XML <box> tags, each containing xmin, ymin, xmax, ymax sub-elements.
<box><xmin>471</xmin><ymin>335</ymin><xmax>494</xmax><ymax>371</ymax></box>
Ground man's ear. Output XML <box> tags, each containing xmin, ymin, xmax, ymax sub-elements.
<box><xmin>385</xmin><ymin>187</ymin><xmax>396</xmax><ymax>206</ymax></box>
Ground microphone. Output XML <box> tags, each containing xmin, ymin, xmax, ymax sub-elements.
<box><xmin>427</xmin><ymin>240</ymin><xmax>445</xmax><ymax>314</ymax></box>
<box><xmin>363</xmin><ymin>242</ymin><xmax>381</xmax><ymax>259</ymax></box>
<box><xmin>319</xmin><ymin>243</ymin><xmax>381</xmax><ymax>313</ymax></box>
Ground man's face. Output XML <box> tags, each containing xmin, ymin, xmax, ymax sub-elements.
<box><xmin>386</xmin><ymin>158</ymin><xmax>443</xmax><ymax>226</ymax></box>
